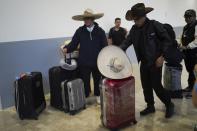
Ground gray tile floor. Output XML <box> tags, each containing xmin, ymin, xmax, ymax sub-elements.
<box><xmin>0</xmin><ymin>64</ymin><xmax>197</xmax><ymax>131</ymax></box>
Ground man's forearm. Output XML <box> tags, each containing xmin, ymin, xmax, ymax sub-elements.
<box><xmin>119</xmin><ymin>34</ymin><xmax>132</xmax><ymax>51</ymax></box>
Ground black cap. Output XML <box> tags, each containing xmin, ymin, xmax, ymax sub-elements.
<box><xmin>184</xmin><ymin>9</ymin><xmax>196</xmax><ymax>18</ymax></box>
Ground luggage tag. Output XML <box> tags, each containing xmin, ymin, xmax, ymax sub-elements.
<box><xmin>15</xmin><ymin>76</ymin><xmax>20</xmax><ymax>80</ymax></box>
<box><xmin>19</xmin><ymin>72</ymin><xmax>31</xmax><ymax>78</ymax></box>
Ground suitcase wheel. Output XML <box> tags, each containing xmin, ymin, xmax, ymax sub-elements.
<box><xmin>100</xmin><ymin>117</ymin><xmax>105</xmax><ymax>127</ymax></box>
<box><xmin>101</xmin><ymin>121</ymin><xmax>105</xmax><ymax>127</ymax></box>
<box><xmin>34</xmin><ymin>117</ymin><xmax>38</xmax><ymax>120</ymax></box>
<box><xmin>63</xmin><ymin>109</ymin><xmax>69</xmax><ymax>113</ymax></box>
<box><xmin>70</xmin><ymin>111</ymin><xmax>76</xmax><ymax>115</ymax></box>
<box><xmin>194</xmin><ymin>124</ymin><xmax>197</xmax><ymax>131</ymax></box>
<box><xmin>109</xmin><ymin>128</ymin><xmax>118</xmax><ymax>131</ymax></box>
<box><xmin>133</xmin><ymin>120</ymin><xmax>137</xmax><ymax>125</ymax></box>
<box><xmin>19</xmin><ymin>117</ymin><xmax>24</xmax><ymax>120</ymax></box>
<box><xmin>19</xmin><ymin>114</ymin><xmax>24</xmax><ymax>120</ymax></box>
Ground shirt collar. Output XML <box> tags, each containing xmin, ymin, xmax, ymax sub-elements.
<box><xmin>87</xmin><ymin>24</ymin><xmax>95</xmax><ymax>32</ymax></box>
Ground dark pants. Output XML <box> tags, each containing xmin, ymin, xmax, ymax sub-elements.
<box><xmin>79</xmin><ymin>66</ymin><xmax>101</xmax><ymax>97</ymax></box>
<box><xmin>184</xmin><ymin>48</ymin><xmax>197</xmax><ymax>89</ymax></box>
<box><xmin>140</xmin><ymin>64</ymin><xmax>171</xmax><ymax>107</ymax></box>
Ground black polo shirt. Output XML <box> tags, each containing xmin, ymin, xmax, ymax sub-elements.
<box><xmin>108</xmin><ymin>27</ymin><xmax>127</xmax><ymax>46</ymax></box>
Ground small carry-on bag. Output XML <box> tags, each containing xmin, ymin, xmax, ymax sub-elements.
<box><xmin>61</xmin><ymin>78</ymin><xmax>86</xmax><ymax>115</ymax></box>
<box><xmin>163</xmin><ymin>64</ymin><xmax>183</xmax><ymax>98</ymax></box>
<box><xmin>15</xmin><ymin>72</ymin><xmax>46</xmax><ymax>120</ymax></box>
<box><xmin>100</xmin><ymin>76</ymin><xmax>137</xmax><ymax>129</ymax></box>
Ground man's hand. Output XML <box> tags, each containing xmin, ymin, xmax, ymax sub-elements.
<box><xmin>108</xmin><ymin>39</ymin><xmax>112</xmax><ymax>45</ymax></box>
<box><xmin>62</xmin><ymin>48</ymin><xmax>67</xmax><ymax>56</ymax></box>
<box><xmin>156</xmin><ymin>56</ymin><xmax>164</xmax><ymax>67</ymax></box>
<box><xmin>180</xmin><ymin>46</ymin><xmax>188</xmax><ymax>50</ymax></box>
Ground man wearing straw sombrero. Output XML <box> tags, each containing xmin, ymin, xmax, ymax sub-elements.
<box><xmin>62</xmin><ymin>9</ymin><xmax>107</xmax><ymax>103</ymax></box>
<box><xmin>120</xmin><ymin>3</ymin><xmax>175</xmax><ymax>118</ymax></box>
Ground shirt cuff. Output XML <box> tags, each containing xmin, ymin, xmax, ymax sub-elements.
<box><xmin>187</xmin><ymin>40</ymin><xmax>197</xmax><ymax>49</ymax></box>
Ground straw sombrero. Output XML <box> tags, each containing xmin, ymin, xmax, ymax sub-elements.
<box><xmin>97</xmin><ymin>45</ymin><xmax>132</xmax><ymax>79</ymax></box>
<box><xmin>72</xmin><ymin>8</ymin><xmax>104</xmax><ymax>21</ymax></box>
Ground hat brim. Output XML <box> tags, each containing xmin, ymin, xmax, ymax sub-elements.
<box><xmin>72</xmin><ymin>13</ymin><xmax>104</xmax><ymax>21</ymax></box>
<box><xmin>97</xmin><ymin>45</ymin><xmax>132</xmax><ymax>79</ymax></box>
<box><xmin>125</xmin><ymin>7</ymin><xmax>154</xmax><ymax>21</ymax></box>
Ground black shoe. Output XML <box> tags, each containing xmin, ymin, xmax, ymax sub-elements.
<box><xmin>171</xmin><ymin>90</ymin><xmax>183</xmax><ymax>99</ymax></box>
<box><xmin>165</xmin><ymin>102</ymin><xmax>174</xmax><ymax>118</ymax></box>
<box><xmin>182</xmin><ymin>86</ymin><xmax>193</xmax><ymax>92</ymax></box>
<box><xmin>194</xmin><ymin>124</ymin><xmax>197</xmax><ymax>131</ymax></box>
<box><xmin>185</xmin><ymin>92</ymin><xmax>192</xmax><ymax>99</ymax></box>
<box><xmin>140</xmin><ymin>106</ymin><xmax>155</xmax><ymax>116</ymax></box>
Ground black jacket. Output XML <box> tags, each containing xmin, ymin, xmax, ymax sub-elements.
<box><xmin>65</xmin><ymin>22</ymin><xmax>107</xmax><ymax>67</ymax></box>
<box><xmin>120</xmin><ymin>18</ymin><xmax>172</xmax><ymax>66</ymax></box>
<box><xmin>181</xmin><ymin>20</ymin><xmax>197</xmax><ymax>46</ymax></box>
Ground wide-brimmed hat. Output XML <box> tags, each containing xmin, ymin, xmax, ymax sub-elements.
<box><xmin>72</xmin><ymin>8</ymin><xmax>104</xmax><ymax>21</ymax></box>
<box><xmin>97</xmin><ymin>45</ymin><xmax>132</xmax><ymax>79</ymax></box>
<box><xmin>126</xmin><ymin>3</ymin><xmax>153</xmax><ymax>21</ymax></box>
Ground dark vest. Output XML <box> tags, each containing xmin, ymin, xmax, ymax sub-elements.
<box><xmin>182</xmin><ymin>20</ymin><xmax>197</xmax><ymax>46</ymax></box>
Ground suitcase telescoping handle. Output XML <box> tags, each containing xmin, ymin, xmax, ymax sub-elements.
<box><xmin>61</xmin><ymin>80</ymin><xmax>69</xmax><ymax>111</ymax></box>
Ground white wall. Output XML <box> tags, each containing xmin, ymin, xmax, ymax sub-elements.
<box><xmin>0</xmin><ymin>0</ymin><xmax>197</xmax><ymax>42</ymax></box>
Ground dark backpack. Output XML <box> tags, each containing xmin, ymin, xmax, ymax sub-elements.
<box><xmin>162</xmin><ymin>23</ymin><xmax>184</xmax><ymax>67</ymax></box>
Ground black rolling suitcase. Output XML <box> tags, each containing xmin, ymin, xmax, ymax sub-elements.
<box><xmin>49</xmin><ymin>66</ymin><xmax>78</xmax><ymax>110</ymax></box>
<box><xmin>14</xmin><ymin>72</ymin><xmax>46</xmax><ymax>120</ymax></box>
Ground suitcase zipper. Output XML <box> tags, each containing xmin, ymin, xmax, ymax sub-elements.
<box><xmin>23</xmin><ymin>94</ymin><xmax>26</xmax><ymax>105</ymax></box>
<box><xmin>15</xmin><ymin>80</ymin><xmax>20</xmax><ymax>113</ymax></box>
